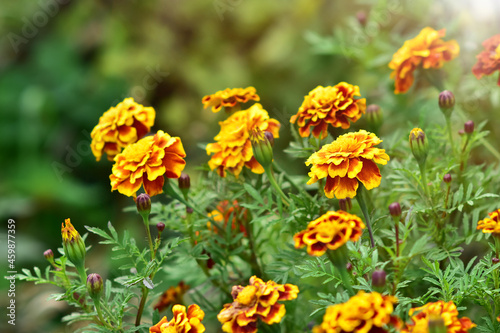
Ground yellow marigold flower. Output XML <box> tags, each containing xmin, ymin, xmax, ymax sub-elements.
<box><xmin>477</xmin><ymin>209</ymin><xmax>500</xmax><ymax>234</ymax></box>
<box><xmin>61</xmin><ymin>218</ymin><xmax>86</xmax><ymax>268</ymax></box>
<box><xmin>290</xmin><ymin>83</ymin><xmax>366</xmax><ymax>139</ymax></box>
<box><xmin>313</xmin><ymin>291</ymin><xmax>401</xmax><ymax>333</ymax></box>
<box><xmin>389</xmin><ymin>27</ymin><xmax>459</xmax><ymax>94</ymax></box>
<box><xmin>402</xmin><ymin>300</ymin><xmax>475</xmax><ymax>333</ymax></box>
<box><xmin>110</xmin><ymin>130</ymin><xmax>186</xmax><ymax>197</ymax></box>
<box><xmin>217</xmin><ymin>276</ymin><xmax>299</xmax><ymax>333</ymax></box>
<box><xmin>206</xmin><ymin>104</ymin><xmax>280</xmax><ymax>178</ymax></box>
<box><xmin>306</xmin><ymin>130</ymin><xmax>389</xmax><ymax>199</ymax></box>
<box><xmin>154</xmin><ymin>281</ymin><xmax>190</xmax><ymax>312</ymax></box>
<box><xmin>294</xmin><ymin>211</ymin><xmax>365</xmax><ymax>256</ymax></box>
<box><xmin>202</xmin><ymin>87</ymin><xmax>260</xmax><ymax>113</ymax></box>
<box><xmin>91</xmin><ymin>98</ymin><xmax>156</xmax><ymax>161</ymax></box>
<box><xmin>150</xmin><ymin>304</ymin><xmax>205</xmax><ymax>333</ymax></box>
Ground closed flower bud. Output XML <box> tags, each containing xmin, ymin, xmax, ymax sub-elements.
<box><xmin>61</xmin><ymin>219</ymin><xmax>86</xmax><ymax>268</ymax></box>
<box><xmin>366</xmin><ymin>104</ymin><xmax>383</xmax><ymax>128</ymax></box>
<box><xmin>443</xmin><ymin>174</ymin><xmax>452</xmax><ymax>183</ymax></box>
<box><xmin>136</xmin><ymin>193</ymin><xmax>151</xmax><ymax>218</ymax></box>
<box><xmin>44</xmin><ymin>249</ymin><xmax>54</xmax><ymax>263</ymax></box>
<box><xmin>86</xmin><ymin>273</ymin><xmax>103</xmax><ymax>299</ymax></box>
<box><xmin>346</xmin><ymin>262</ymin><xmax>353</xmax><ymax>271</ymax></box>
<box><xmin>371</xmin><ymin>269</ymin><xmax>386</xmax><ymax>288</ymax></box>
<box><xmin>356</xmin><ymin>10</ymin><xmax>367</xmax><ymax>26</ymax></box>
<box><xmin>156</xmin><ymin>222</ymin><xmax>165</xmax><ymax>233</ymax></box>
<box><xmin>250</xmin><ymin>129</ymin><xmax>274</xmax><ymax>169</ymax></box>
<box><xmin>389</xmin><ymin>202</ymin><xmax>401</xmax><ymax>218</ymax></box>
<box><xmin>178</xmin><ymin>173</ymin><xmax>190</xmax><ymax>200</ymax></box>
<box><xmin>464</xmin><ymin>120</ymin><xmax>474</xmax><ymax>134</ymax></box>
<box><xmin>438</xmin><ymin>90</ymin><xmax>455</xmax><ymax>116</ymax></box>
<box><xmin>339</xmin><ymin>198</ymin><xmax>352</xmax><ymax>212</ymax></box>
<box><xmin>493</xmin><ymin>257</ymin><xmax>499</xmax><ymax>264</ymax></box>
<box><xmin>458</xmin><ymin>129</ymin><xmax>465</xmax><ymax>136</ymax></box>
<box><xmin>409</xmin><ymin>128</ymin><xmax>429</xmax><ymax>165</ymax></box>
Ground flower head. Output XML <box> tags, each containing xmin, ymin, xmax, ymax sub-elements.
<box><xmin>217</xmin><ymin>276</ymin><xmax>299</xmax><ymax>333</ymax></box>
<box><xmin>290</xmin><ymin>83</ymin><xmax>366</xmax><ymax>139</ymax></box>
<box><xmin>294</xmin><ymin>211</ymin><xmax>365</xmax><ymax>256</ymax></box>
<box><xmin>208</xmin><ymin>200</ymin><xmax>248</xmax><ymax>236</ymax></box>
<box><xmin>154</xmin><ymin>282</ymin><xmax>190</xmax><ymax>312</ymax></box>
<box><xmin>313</xmin><ymin>291</ymin><xmax>401</xmax><ymax>333</ymax></box>
<box><xmin>110</xmin><ymin>130</ymin><xmax>186</xmax><ymax>197</ymax></box>
<box><xmin>306</xmin><ymin>130</ymin><xmax>390</xmax><ymax>199</ymax></box>
<box><xmin>206</xmin><ymin>104</ymin><xmax>280</xmax><ymax>178</ymax></box>
<box><xmin>86</xmin><ymin>273</ymin><xmax>103</xmax><ymax>300</ymax></box>
<box><xmin>477</xmin><ymin>209</ymin><xmax>500</xmax><ymax>234</ymax></box>
<box><xmin>389</xmin><ymin>27</ymin><xmax>459</xmax><ymax>94</ymax></box>
<box><xmin>61</xmin><ymin>218</ymin><xmax>86</xmax><ymax>267</ymax></box>
<box><xmin>150</xmin><ymin>304</ymin><xmax>205</xmax><ymax>333</ymax></box>
<box><xmin>91</xmin><ymin>98</ymin><xmax>156</xmax><ymax>161</ymax></box>
<box><xmin>402</xmin><ymin>300</ymin><xmax>475</xmax><ymax>333</ymax></box>
<box><xmin>472</xmin><ymin>34</ymin><xmax>500</xmax><ymax>85</ymax></box>
<box><xmin>202</xmin><ymin>87</ymin><xmax>260</xmax><ymax>113</ymax></box>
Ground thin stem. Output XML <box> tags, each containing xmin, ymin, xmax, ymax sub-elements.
<box><xmin>141</xmin><ymin>215</ymin><xmax>154</xmax><ymax>261</ymax></box>
<box><xmin>326</xmin><ymin>248</ymin><xmax>354</xmax><ymax>296</ymax></box>
<box><xmin>480</xmin><ymin>138</ymin><xmax>500</xmax><ymax>162</ymax></box>
<box><xmin>95</xmin><ymin>300</ymin><xmax>114</xmax><ymax>330</ymax></box>
<box><xmin>355</xmin><ymin>187</ymin><xmax>375</xmax><ymax>248</ymax></box>
<box><xmin>392</xmin><ymin>216</ymin><xmax>400</xmax><ymax>295</ymax></box>
<box><xmin>135</xmin><ymin>287</ymin><xmax>149</xmax><ymax>326</ymax></box>
<box><xmin>418</xmin><ymin>162</ymin><xmax>430</xmax><ymax>197</ymax></box>
<box><xmin>442</xmin><ymin>183</ymin><xmax>451</xmax><ymax>219</ymax></box>
<box><xmin>445</xmin><ymin>116</ymin><xmax>457</xmax><ymax>157</ymax></box>
<box><xmin>264</xmin><ymin>168</ymin><xmax>290</xmax><ymax>207</ymax></box>
<box><xmin>244</xmin><ymin>218</ymin><xmax>264</xmax><ymax>278</ymax></box>
<box><xmin>76</xmin><ymin>265</ymin><xmax>87</xmax><ymax>286</ymax></box>
<box><xmin>272</xmin><ymin>161</ymin><xmax>312</xmax><ymax>199</ymax></box>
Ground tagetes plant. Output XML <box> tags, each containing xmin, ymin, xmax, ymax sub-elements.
<box><xmin>472</xmin><ymin>34</ymin><xmax>500</xmax><ymax>85</ymax></box>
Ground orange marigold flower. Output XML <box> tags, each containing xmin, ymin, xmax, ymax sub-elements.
<box><xmin>206</xmin><ymin>104</ymin><xmax>280</xmax><ymax>178</ymax></box>
<box><xmin>217</xmin><ymin>276</ymin><xmax>299</xmax><ymax>333</ymax></box>
<box><xmin>202</xmin><ymin>87</ymin><xmax>260</xmax><ymax>113</ymax></box>
<box><xmin>290</xmin><ymin>83</ymin><xmax>366</xmax><ymax>139</ymax></box>
<box><xmin>389</xmin><ymin>27</ymin><xmax>459</xmax><ymax>94</ymax></box>
<box><xmin>294</xmin><ymin>210</ymin><xmax>365</xmax><ymax>256</ymax></box>
<box><xmin>402</xmin><ymin>300</ymin><xmax>475</xmax><ymax>333</ymax></box>
<box><xmin>110</xmin><ymin>130</ymin><xmax>186</xmax><ymax>197</ymax></box>
<box><xmin>306</xmin><ymin>130</ymin><xmax>389</xmax><ymax>199</ymax></box>
<box><xmin>313</xmin><ymin>291</ymin><xmax>401</xmax><ymax>333</ymax></box>
<box><xmin>91</xmin><ymin>98</ymin><xmax>156</xmax><ymax>161</ymax></box>
<box><xmin>208</xmin><ymin>200</ymin><xmax>248</xmax><ymax>236</ymax></box>
<box><xmin>477</xmin><ymin>209</ymin><xmax>500</xmax><ymax>234</ymax></box>
<box><xmin>472</xmin><ymin>34</ymin><xmax>500</xmax><ymax>85</ymax></box>
<box><xmin>150</xmin><ymin>304</ymin><xmax>205</xmax><ymax>333</ymax></box>
<box><xmin>154</xmin><ymin>282</ymin><xmax>190</xmax><ymax>312</ymax></box>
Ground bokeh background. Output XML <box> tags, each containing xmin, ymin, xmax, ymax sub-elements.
<box><xmin>1</xmin><ymin>0</ymin><xmax>500</xmax><ymax>332</ymax></box>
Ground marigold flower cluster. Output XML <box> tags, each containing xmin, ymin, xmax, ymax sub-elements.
<box><xmin>206</xmin><ymin>104</ymin><xmax>280</xmax><ymax>178</ymax></box>
<box><xmin>154</xmin><ymin>282</ymin><xmax>190</xmax><ymax>312</ymax></box>
<box><xmin>150</xmin><ymin>304</ymin><xmax>205</xmax><ymax>333</ymax></box>
<box><xmin>202</xmin><ymin>87</ymin><xmax>260</xmax><ymax>113</ymax></box>
<box><xmin>217</xmin><ymin>276</ymin><xmax>299</xmax><ymax>333</ymax></box>
<box><xmin>472</xmin><ymin>34</ymin><xmax>500</xmax><ymax>85</ymax></box>
<box><xmin>208</xmin><ymin>200</ymin><xmax>248</xmax><ymax>236</ymax></box>
<box><xmin>290</xmin><ymin>83</ymin><xmax>366</xmax><ymax>139</ymax></box>
<box><xmin>477</xmin><ymin>209</ymin><xmax>500</xmax><ymax>234</ymax></box>
<box><xmin>306</xmin><ymin>130</ymin><xmax>390</xmax><ymax>199</ymax></box>
<box><xmin>91</xmin><ymin>98</ymin><xmax>156</xmax><ymax>161</ymax></box>
<box><xmin>402</xmin><ymin>300</ymin><xmax>475</xmax><ymax>333</ymax></box>
<box><xmin>313</xmin><ymin>291</ymin><xmax>400</xmax><ymax>333</ymax></box>
<box><xmin>389</xmin><ymin>27</ymin><xmax>459</xmax><ymax>94</ymax></box>
<box><xmin>110</xmin><ymin>130</ymin><xmax>186</xmax><ymax>197</ymax></box>
<box><xmin>294</xmin><ymin>210</ymin><xmax>365</xmax><ymax>256</ymax></box>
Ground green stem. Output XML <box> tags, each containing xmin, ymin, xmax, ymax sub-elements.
<box><xmin>480</xmin><ymin>138</ymin><xmax>500</xmax><ymax>162</ymax></box>
<box><xmin>141</xmin><ymin>215</ymin><xmax>154</xmax><ymax>261</ymax></box>
<box><xmin>244</xmin><ymin>218</ymin><xmax>264</xmax><ymax>278</ymax></box>
<box><xmin>135</xmin><ymin>287</ymin><xmax>149</xmax><ymax>326</ymax></box>
<box><xmin>272</xmin><ymin>161</ymin><xmax>312</xmax><ymax>199</ymax></box>
<box><xmin>445</xmin><ymin>116</ymin><xmax>457</xmax><ymax>157</ymax></box>
<box><xmin>355</xmin><ymin>187</ymin><xmax>375</xmax><ymax>248</ymax></box>
<box><xmin>264</xmin><ymin>168</ymin><xmax>290</xmax><ymax>207</ymax></box>
<box><xmin>95</xmin><ymin>300</ymin><xmax>114</xmax><ymax>330</ymax></box>
<box><xmin>418</xmin><ymin>162</ymin><xmax>430</xmax><ymax>197</ymax></box>
<box><xmin>326</xmin><ymin>247</ymin><xmax>354</xmax><ymax>296</ymax></box>
<box><xmin>76</xmin><ymin>265</ymin><xmax>87</xmax><ymax>286</ymax></box>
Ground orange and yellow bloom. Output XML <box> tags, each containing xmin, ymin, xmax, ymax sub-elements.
<box><xmin>202</xmin><ymin>87</ymin><xmax>260</xmax><ymax>113</ymax></box>
<box><xmin>402</xmin><ymin>300</ymin><xmax>475</xmax><ymax>333</ymax></box>
<box><xmin>217</xmin><ymin>276</ymin><xmax>298</xmax><ymax>333</ymax></box>
<box><xmin>110</xmin><ymin>130</ymin><xmax>186</xmax><ymax>197</ymax></box>
<box><xmin>389</xmin><ymin>27</ymin><xmax>459</xmax><ymax>94</ymax></box>
<box><xmin>306</xmin><ymin>130</ymin><xmax>389</xmax><ymax>199</ymax></box>
<box><xmin>208</xmin><ymin>200</ymin><xmax>248</xmax><ymax>236</ymax></box>
<box><xmin>91</xmin><ymin>98</ymin><xmax>156</xmax><ymax>161</ymax></box>
<box><xmin>477</xmin><ymin>209</ymin><xmax>500</xmax><ymax>234</ymax></box>
<box><xmin>206</xmin><ymin>104</ymin><xmax>280</xmax><ymax>178</ymax></box>
<box><xmin>472</xmin><ymin>34</ymin><xmax>500</xmax><ymax>85</ymax></box>
<box><xmin>294</xmin><ymin>211</ymin><xmax>365</xmax><ymax>256</ymax></box>
<box><xmin>290</xmin><ymin>83</ymin><xmax>366</xmax><ymax>139</ymax></box>
<box><xmin>150</xmin><ymin>304</ymin><xmax>205</xmax><ymax>333</ymax></box>
<box><xmin>154</xmin><ymin>282</ymin><xmax>190</xmax><ymax>312</ymax></box>
<box><xmin>313</xmin><ymin>291</ymin><xmax>401</xmax><ymax>333</ymax></box>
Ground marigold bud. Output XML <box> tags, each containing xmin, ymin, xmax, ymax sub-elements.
<box><xmin>178</xmin><ymin>173</ymin><xmax>190</xmax><ymax>200</ymax></box>
<box><xmin>156</xmin><ymin>222</ymin><xmax>165</xmax><ymax>233</ymax></box>
<box><xmin>339</xmin><ymin>198</ymin><xmax>352</xmax><ymax>212</ymax></box>
<box><xmin>264</xmin><ymin>131</ymin><xmax>275</xmax><ymax>147</ymax></box>
<box><xmin>186</xmin><ymin>207</ymin><xmax>194</xmax><ymax>214</ymax></box>
<box><xmin>61</xmin><ymin>219</ymin><xmax>86</xmax><ymax>268</ymax></box>
<box><xmin>86</xmin><ymin>273</ymin><xmax>103</xmax><ymax>299</ymax></box>
<box><xmin>250</xmin><ymin>129</ymin><xmax>274</xmax><ymax>169</ymax></box>
<box><xmin>409</xmin><ymin>128</ymin><xmax>429</xmax><ymax>165</ymax></box>
<box><xmin>443</xmin><ymin>174</ymin><xmax>452</xmax><ymax>183</ymax></box>
<box><xmin>371</xmin><ymin>269</ymin><xmax>386</xmax><ymax>288</ymax></box>
<box><xmin>346</xmin><ymin>262</ymin><xmax>353</xmax><ymax>271</ymax></box>
<box><xmin>464</xmin><ymin>120</ymin><xmax>474</xmax><ymax>134</ymax></box>
<box><xmin>366</xmin><ymin>104</ymin><xmax>383</xmax><ymax>128</ymax></box>
<box><xmin>438</xmin><ymin>90</ymin><xmax>455</xmax><ymax>116</ymax></box>
<box><xmin>44</xmin><ymin>249</ymin><xmax>54</xmax><ymax>263</ymax></box>
<box><xmin>136</xmin><ymin>193</ymin><xmax>151</xmax><ymax>218</ymax></box>
<box><xmin>356</xmin><ymin>10</ymin><xmax>367</xmax><ymax>26</ymax></box>
<box><xmin>493</xmin><ymin>257</ymin><xmax>499</xmax><ymax>264</ymax></box>
<box><xmin>388</xmin><ymin>202</ymin><xmax>401</xmax><ymax>218</ymax></box>
<box><xmin>458</xmin><ymin>129</ymin><xmax>465</xmax><ymax>136</ymax></box>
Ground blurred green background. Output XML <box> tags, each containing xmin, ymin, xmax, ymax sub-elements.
<box><xmin>2</xmin><ymin>0</ymin><xmax>500</xmax><ymax>331</ymax></box>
